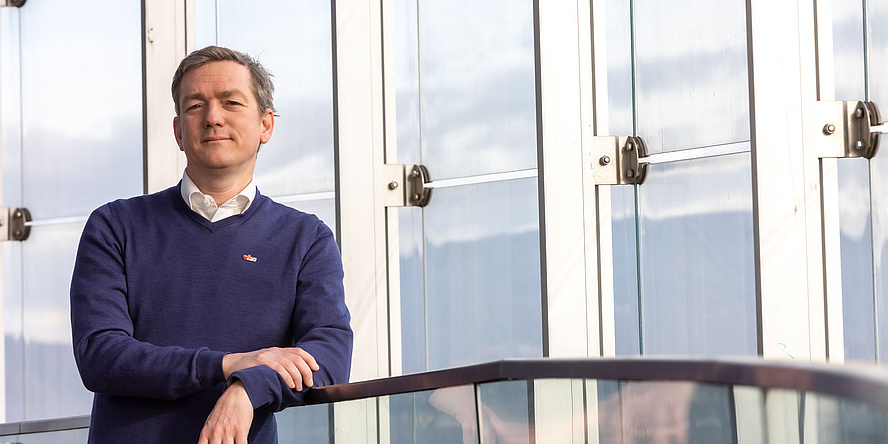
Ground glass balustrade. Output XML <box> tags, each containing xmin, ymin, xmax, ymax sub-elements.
<box><xmin>5</xmin><ymin>358</ymin><xmax>888</xmax><ymax>443</ymax></box>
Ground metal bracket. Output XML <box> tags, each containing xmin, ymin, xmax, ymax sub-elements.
<box><xmin>592</xmin><ymin>136</ymin><xmax>649</xmax><ymax>185</ymax></box>
<box><xmin>383</xmin><ymin>164</ymin><xmax>432</xmax><ymax>207</ymax></box>
<box><xmin>816</xmin><ymin>100</ymin><xmax>882</xmax><ymax>159</ymax></box>
<box><xmin>0</xmin><ymin>207</ymin><xmax>30</xmax><ymax>241</ymax></box>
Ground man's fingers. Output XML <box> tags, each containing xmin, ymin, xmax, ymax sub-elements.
<box><xmin>294</xmin><ymin>348</ymin><xmax>320</xmax><ymax>371</ymax></box>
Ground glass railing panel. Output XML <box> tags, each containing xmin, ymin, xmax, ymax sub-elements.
<box><xmin>477</xmin><ymin>380</ymin><xmax>532</xmax><ymax>443</ymax></box>
<box><xmin>596</xmin><ymin>380</ymin><xmax>736</xmax><ymax>443</ymax></box>
<box><xmin>804</xmin><ymin>392</ymin><xmax>888</xmax><ymax>442</ymax></box>
<box><xmin>277</xmin><ymin>403</ymin><xmax>330</xmax><ymax>443</ymax></box>
<box><xmin>389</xmin><ymin>386</ymin><xmax>477</xmax><ymax>443</ymax></box>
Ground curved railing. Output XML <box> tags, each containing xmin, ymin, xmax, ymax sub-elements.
<box><xmin>4</xmin><ymin>357</ymin><xmax>888</xmax><ymax>442</ymax></box>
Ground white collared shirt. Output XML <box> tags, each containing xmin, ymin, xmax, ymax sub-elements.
<box><xmin>180</xmin><ymin>172</ymin><xmax>256</xmax><ymax>222</ymax></box>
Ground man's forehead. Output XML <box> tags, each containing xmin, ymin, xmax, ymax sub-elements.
<box><xmin>180</xmin><ymin>61</ymin><xmax>254</xmax><ymax>99</ymax></box>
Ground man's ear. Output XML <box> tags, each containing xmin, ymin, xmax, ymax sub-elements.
<box><xmin>173</xmin><ymin>116</ymin><xmax>184</xmax><ymax>151</ymax></box>
<box><xmin>259</xmin><ymin>109</ymin><xmax>274</xmax><ymax>144</ymax></box>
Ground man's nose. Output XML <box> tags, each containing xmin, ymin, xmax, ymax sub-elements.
<box><xmin>203</xmin><ymin>102</ymin><xmax>224</xmax><ymax>127</ymax></box>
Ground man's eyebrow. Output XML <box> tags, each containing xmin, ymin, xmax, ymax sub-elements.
<box><xmin>181</xmin><ymin>89</ymin><xmax>249</xmax><ymax>102</ymax></box>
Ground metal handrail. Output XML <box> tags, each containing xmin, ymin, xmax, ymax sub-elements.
<box><xmin>4</xmin><ymin>356</ymin><xmax>888</xmax><ymax>436</ymax></box>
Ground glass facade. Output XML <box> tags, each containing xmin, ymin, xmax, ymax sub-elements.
<box><xmin>0</xmin><ymin>0</ymin><xmax>886</xmax><ymax>439</ymax></box>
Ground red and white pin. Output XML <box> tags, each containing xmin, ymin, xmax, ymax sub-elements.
<box><xmin>243</xmin><ymin>254</ymin><xmax>257</xmax><ymax>263</ymax></box>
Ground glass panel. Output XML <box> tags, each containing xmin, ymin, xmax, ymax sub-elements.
<box><xmin>280</xmin><ymin>198</ymin><xmax>336</xmax><ymax>236</ymax></box>
<box><xmin>805</xmin><ymin>392</ymin><xmax>888</xmax><ymax>442</ymax></box>
<box><xmin>599</xmin><ymin>381</ymin><xmax>736</xmax><ymax>443</ymax></box>
<box><xmin>23</xmin><ymin>223</ymin><xmax>93</xmax><ymax>419</ymax></box>
<box><xmin>869</xmin><ymin>0</ymin><xmax>888</xmax><ymax>364</ymax></box>
<box><xmin>398</xmin><ymin>207</ymin><xmax>426</xmax><ymax>374</ymax></box>
<box><xmin>831</xmin><ymin>0</ymin><xmax>877</xmax><ymax>363</ymax></box>
<box><xmin>423</xmin><ymin>178</ymin><xmax>542</xmax><ymax>370</ymax></box>
<box><xmin>605</xmin><ymin>0</ymin><xmax>633</xmax><ymax>137</ymax></box>
<box><xmin>633</xmin><ymin>0</ymin><xmax>749</xmax><ymax>153</ymax></box>
<box><xmin>19</xmin><ymin>0</ymin><xmax>142</xmax><ymax>220</ymax></box>
<box><xmin>196</xmin><ymin>0</ymin><xmax>336</xmax><ymax>197</ymax></box>
<box><xmin>6</xmin><ymin>428</ymin><xmax>90</xmax><ymax>444</ymax></box>
<box><xmin>277</xmin><ymin>403</ymin><xmax>330</xmax><ymax>443</ymax></box>
<box><xmin>478</xmin><ymin>380</ymin><xmax>531</xmax><ymax>443</ymax></box>
<box><xmin>611</xmin><ymin>186</ymin><xmax>641</xmax><ymax>356</ymax></box>
<box><xmin>389</xmin><ymin>387</ymin><xmax>474</xmax><ymax>443</ymax></box>
<box><xmin>413</xmin><ymin>0</ymin><xmax>536</xmax><ymax>179</ymax></box>
<box><xmin>393</xmin><ymin>0</ymin><xmax>421</xmax><ymax>165</ymax></box>
<box><xmin>636</xmin><ymin>153</ymin><xmax>756</xmax><ymax>355</ymax></box>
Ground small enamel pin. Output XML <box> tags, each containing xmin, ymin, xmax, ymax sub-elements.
<box><xmin>243</xmin><ymin>254</ymin><xmax>257</xmax><ymax>263</ymax></box>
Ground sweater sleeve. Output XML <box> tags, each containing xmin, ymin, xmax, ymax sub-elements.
<box><xmin>232</xmin><ymin>220</ymin><xmax>353</xmax><ymax>412</ymax></box>
<box><xmin>70</xmin><ymin>205</ymin><xmax>227</xmax><ymax>400</ymax></box>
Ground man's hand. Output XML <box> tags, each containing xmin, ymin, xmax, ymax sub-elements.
<box><xmin>198</xmin><ymin>380</ymin><xmax>253</xmax><ymax>444</ymax></box>
<box><xmin>223</xmin><ymin>347</ymin><xmax>319</xmax><ymax>390</ymax></box>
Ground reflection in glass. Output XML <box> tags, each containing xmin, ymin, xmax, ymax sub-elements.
<box><xmin>422</xmin><ymin>178</ymin><xmax>542</xmax><ymax>370</ymax></box>
<box><xmin>279</xmin><ymin>197</ymin><xmax>336</xmax><ymax>237</ymax></box>
<box><xmin>605</xmin><ymin>0</ymin><xmax>633</xmax><ymax>137</ymax></box>
<box><xmin>611</xmin><ymin>185</ymin><xmax>641</xmax><ymax>356</ymax></box>
<box><xmin>393</xmin><ymin>0</ymin><xmax>421</xmax><ymax>165</ymax></box>
<box><xmin>597</xmin><ymin>381</ymin><xmax>735</xmax><ymax>443</ymax></box>
<box><xmin>637</xmin><ymin>153</ymin><xmax>756</xmax><ymax>355</ymax></box>
<box><xmin>4</xmin><ymin>428</ymin><xmax>90</xmax><ymax>444</ymax></box>
<box><xmin>23</xmin><ymin>223</ymin><xmax>92</xmax><ymax>420</ymax></box>
<box><xmin>633</xmin><ymin>0</ymin><xmax>749</xmax><ymax>153</ymax></box>
<box><xmin>20</xmin><ymin>0</ymin><xmax>142</xmax><ymax>220</ymax></box>
<box><xmin>477</xmin><ymin>381</ymin><xmax>531</xmax><ymax>443</ymax></box>
<box><xmin>196</xmin><ymin>0</ymin><xmax>336</xmax><ymax>197</ymax></box>
<box><xmin>807</xmin><ymin>392</ymin><xmax>888</xmax><ymax>442</ymax></box>
<box><xmin>399</xmin><ymin>207</ymin><xmax>426</xmax><ymax>374</ymax></box>
<box><xmin>389</xmin><ymin>388</ymin><xmax>474</xmax><ymax>443</ymax></box>
<box><xmin>410</xmin><ymin>0</ymin><xmax>537</xmax><ymax>179</ymax></box>
<box><xmin>277</xmin><ymin>403</ymin><xmax>330</xmax><ymax>443</ymax></box>
<box><xmin>868</xmin><ymin>0</ymin><xmax>888</xmax><ymax>365</ymax></box>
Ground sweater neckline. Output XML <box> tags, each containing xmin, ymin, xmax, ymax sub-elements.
<box><xmin>173</xmin><ymin>182</ymin><xmax>266</xmax><ymax>232</ymax></box>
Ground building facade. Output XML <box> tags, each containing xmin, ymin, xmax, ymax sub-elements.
<box><xmin>0</xmin><ymin>0</ymin><xmax>885</xmax><ymax>438</ymax></box>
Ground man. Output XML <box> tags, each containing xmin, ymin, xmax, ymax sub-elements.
<box><xmin>70</xmin><ymin>46</ymin><xmax>353</xmax><ymax>443</ymax></box>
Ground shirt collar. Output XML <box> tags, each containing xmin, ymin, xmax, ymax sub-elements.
<box><xmin>180</xmin><ymin>171</ymin><xmax>256</xmax><ymax>214</ymax></box>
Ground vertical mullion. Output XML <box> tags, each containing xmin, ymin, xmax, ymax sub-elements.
<box><xmin>333</xmin><ymin>0</ymin><xmax>390</xmax><ymax>381</ymax></box>
<box><xmin>746</xmin><ymin>0</ymin><xmax>825</xmax><ymax>361</ymax></box>
<box><xmin>535</xmin><ymin>0</ymin><xmax>595</xmax><ymax>358</ymax></box>
<box><xmin>143</xmin><ymin>0</ymin><xmax>188</xmax><ymax>193</ymax></box>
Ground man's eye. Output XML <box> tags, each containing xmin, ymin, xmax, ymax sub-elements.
<box><xmin>225</xmin><ymin>101</ymin><xmax>243</xmax><ymax>106</ymax></box>
<box><xmin>186</xmin><ymin>104</ymin><xmax>202</xmax><ymax>111</ymax></box>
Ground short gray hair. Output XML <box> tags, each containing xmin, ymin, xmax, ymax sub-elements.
<box><xmin>171</xmin><ymin>46</ymin><xmax>275</xmax><ymax>116</ymax></box>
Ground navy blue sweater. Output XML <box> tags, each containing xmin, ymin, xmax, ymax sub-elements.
<box><xmin>70</xmin><ymin>185</ymin><xmax>353</xmax><ymax>443</ymax></box>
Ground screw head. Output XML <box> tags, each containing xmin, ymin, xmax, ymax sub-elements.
<box><xmin>856</xmin><ymin>140</ymin><xmax>865</xmax><ymax>150</ymax></box>
<box><xmin>857</xmin><ymin>108</ymin><xmax>865</xmax><ymax>118</ymax></box>
<box><xmin>599</xmin><ymin>155</ymin><xmax>611</xmax><ymax>166</ymax></box>
<box><xmin>388</xmin><ymin>181</ymin><xmax>399</xmax><ymax>190</ymax></box>
<box><xmin>411</xmin><ymin>169</ymin><xmax>420</xmax><ymax>178</ymax></box>
<box><xmin>823</xmin><ymin>123</ymin><xmax>836</xmax><ymax>135</ymax></box>
<box><xmin>14</xmin><ymin>211</ymin><xmax>21</xmax><ymax>218</ymax></box>
<box><xmin>627</xmin><ymin>169</ymin><xmax>636</xmax><ymax>178</ymax></box>
<box><xmin>625</xmin><ymin>142</ymin><xmax>634</xmax><ymax>151</ymax></box>
<box><xmin>14</xmin><ymin>230</ymin><xmax>21</xmax><ymax>237</ymax></box>
<box><xmin>413</xmin><ymin>193</ymin><xmax>421</xmax><ymax>201</ymax></box>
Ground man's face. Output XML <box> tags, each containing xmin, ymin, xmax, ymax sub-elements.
<box><xmin>173</xmin><ymin>60</ymin><xmax>274</xmax><ymax>180</ymax></box>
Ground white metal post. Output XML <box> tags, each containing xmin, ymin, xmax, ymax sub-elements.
<box><xmin>746</xmin><ymin>0</ymin><xmax>827</xmax><ymax>361</ymax></box>
<box><xmin>535</xmin><ymin>0</ymin><xmax>598</xmax><ymax>358</ymax></box>
<box><xmin>144</xmin><ymin>0</ymin><xmax>189</xmax><ymax>193</ymax></box>
<box><xmin>333</xmin><ymin>0</ymin><xmax>391</xmax><ymax>381</ymax></box>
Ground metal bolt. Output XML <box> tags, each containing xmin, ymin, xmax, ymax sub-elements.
<box><xmin>413</xmin><ymin>193</ymin><xmax>421</xmax><ymax>201</ymax></box>
<box><xmin>599</xmin><ymin>155</ymin><xmax>611</xmax><ymax>166</ymax></box>
<box><xmin>856</xmin><ymin>140</ymin><xmax>865</xmax><ymax>150</ymax></box>
<box><xmin>14</xmin><ymin>210</ymin><xmax>21</xmax><ymax>218</ymax></box>
<box><xmin>627</xmin><ymin>169</ymin><xmax>635</xmax><ymax>178</ymax></box>
<box><xmin>411</xmin><ymin>169</ymin><xmax>420</xmax><ymax>178</ymax></box>
<box><xmin>388</xmin><ymin>181</ymin><xmax>399</xmax><ymax>190</ymax></box>
<box><xmin>823</xmin><ymin>123</ymin><xmax>836</xmax><ymax>135</ymax></box>
<box><xmin>625</xmin><ymin>141</ymin><xmax>634</xmax><ymax>151</ymax></box>
<box><xmin>14</xmin><ymin>230</ymin><xmax>21</xmax><ymax>237</ymax></box>
<box><xmin>857</xmin><ymin>108</ymin><xmax>865</xmax><ymax>119</ymax></box>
